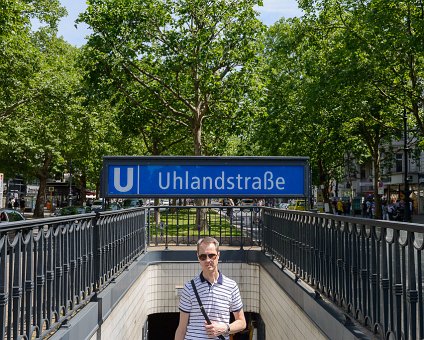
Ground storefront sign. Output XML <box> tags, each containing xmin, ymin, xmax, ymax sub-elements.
<box><xmin>26</xmin><ymin>185</ymin><xmax>39</xmax><ymax>195</ymax></box>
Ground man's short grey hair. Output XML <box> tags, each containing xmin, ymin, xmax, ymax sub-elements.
<box><xmin>197</xmin><ymin>237</ymin><xmax>219</xmax><ymax>253</ymax></box>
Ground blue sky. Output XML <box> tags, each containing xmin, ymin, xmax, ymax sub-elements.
<box><xmin>58</xmin><ymin>0</ymin><xmax>303</xmax><ymax>47</ymax></box>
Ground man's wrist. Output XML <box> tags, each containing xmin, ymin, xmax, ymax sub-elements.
<box><xmin>224</xmin><ymin>323</ymin><xmax>230</xmax><ymax>335</ymax></box>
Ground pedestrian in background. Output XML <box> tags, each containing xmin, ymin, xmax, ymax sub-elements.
<box><xmin>226</xmin><ymin>198</ymin><xmax>234</xmax><ymax>222</ymax></box>
<box><xmin>336</xmin><ymin>199</ymin><xmax>344</xmax><ymax>215</ymax></box>
<box><xmin>175</xmin><ymin>237</ymin><xmax>246</xmax><ymax>340</ymax></box>
<box><xmin>13</xmin><ymin>199</ymin><xmax>19</xmax><ymax>210</ymax></box>
<box><xmin>20</xmin><ymin>196</ymin><xmax>26</xmax><ymax>212</ymax></box>
<box><xmin>361</xmin><ymin>200</ymin><xmax>367</xmax><ymax>217</ymax></box>
<box><xmin>366</xmin><ymin>199</ymin><xmax>373</xmax><ymax>218</ymax></box>
<box><xmin>345</xmin><ymin>199</ymin><xmax>351</xmax><ymax>215</ymax></box>
<box><xmin>160</xmin><ymin>221</ymin><xmax>164</xmax><ymax>236</ymax></box>
<box><xmin>387</xmin><ymin>201</ymin><xmax>395</xmax><ymax>220</ymax></box>
<box><xmin>331</xmin><ymin>199</ymin><xmax>337</xmax><ymax>214</ymax></box>
<box><xmin>381</xmin><ymin>199</ymin><xmax>388</xmax><ymax>220</ymax></box>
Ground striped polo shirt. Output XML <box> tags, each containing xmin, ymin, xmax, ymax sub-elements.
<box><xmin>179</xmin><ymin>271</ymin><xmax>243</xmax><ymax>340</ymax></box>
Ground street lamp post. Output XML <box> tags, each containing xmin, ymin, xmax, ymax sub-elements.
<box><xmin>403</xmin><ymin>108</ymin><xmax>411</xmax><ymax>222</ymax></box>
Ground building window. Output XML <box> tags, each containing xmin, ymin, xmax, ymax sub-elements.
<box><xmin>396</xmin><ymin>153</ymin><xmax>403</xmax><ymax>172</ymax></box>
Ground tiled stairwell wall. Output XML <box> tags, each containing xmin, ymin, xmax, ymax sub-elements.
<box><xmin>97</xmin><ymin>262</ymin><xmax>324</xmax><ymax>340</ymax></box>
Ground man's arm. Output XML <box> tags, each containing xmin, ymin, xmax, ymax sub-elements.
<box><xmin>229</xmin><ymin>308</ymin><xmax>246</xmax><ymax>334</ymax></box>
<box><xmin>205</xmin><ymin>310</ymin><xmax>246</xmax><ymax>339</ymax></box>
<box><xmin>174</xmin><ymin>311</ymin><xmax>189</xmax><ymax>340</ymax></box>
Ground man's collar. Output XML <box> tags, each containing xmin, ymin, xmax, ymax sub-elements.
<box><xmin>199</xmin><ymin>271</ymin><xmax>223</xmax><ymax>285</ymax></box>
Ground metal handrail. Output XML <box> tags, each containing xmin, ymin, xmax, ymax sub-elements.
<box><xmin>0</xmin><ymin>204</ymin><xmax>258</xmax><ymax>338</ymax></box>
<box><xmin>0</xmin><ymin>208</ymin><xmax>145</xmax><ymax>339</ymax></box>
<box><xmin>2</xmin><ymin>205</ymin><xmax>422</xmax><ymax>339</ymax></box>
<box><xmin>261</xmin><ymin>208</ymin><xmax>424</xmax><ymax>339</ymax></box>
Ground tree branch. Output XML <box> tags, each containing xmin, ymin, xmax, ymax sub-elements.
<box><xmin>115</xmin><ymin>82</ymin><xmax>190</xmax><ymax>127</ymax></box>
<box><xmin>120</xmin><ymin>62</ymin><xmax>192</xmax><ymax>122</ymax></box>
<box><xmin>0</xmin><ymin>97</ymin><xmax>32</xmax><ymax>119</ymax></box>
<box><xmin>125</xmin><ymin>57</ymin><xmax>197</xmax><ymax>114</ymax></box>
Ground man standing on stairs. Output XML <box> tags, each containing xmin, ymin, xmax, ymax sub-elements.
<box><xmin>175</xmin><ymin>237</ymin><xmax>246</xmax><ymax>340</ymax></box>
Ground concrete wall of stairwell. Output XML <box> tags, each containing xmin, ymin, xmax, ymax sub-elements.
<box><xmin>97</xmin><ymin>262</ymin><xmax>325</xmax><ymax>340</ymax></box>
<box><xmin>260</xmin><ymin>269</ymin><xmax>327</xmax><ymax>339</ymax></box>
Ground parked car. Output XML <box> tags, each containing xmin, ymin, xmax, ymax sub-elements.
<box><xmin>278</xmin><ymin>202</ymin><xmax>290</xmax><ymax>209</ymax></box>
<box><xmin>239</xmin><ymin>198</ymin><xmax>254</xmax><ymax>211</ymax></box>
<box><xmin>210</xmin><ymin>199</ymin><xmax>222</xmax><ymax>206</ymax></box>
<box><xmin>105</xmin><ymin>202</ymin><xmax>122</xmax><ymax>211</ymax></box>
<box><xmin>288</xmin><ymin>199</ymin><xmax>306</xmax><ymax>211</ymax></box>
<box><xmin>0</xmin><ymin>209</ymin><xmax>25</xmax><ymax>223</ymax></box>
<box><xmin>141</xmin><ymin>199</ymin><xmax>154</xmax><ymax>206</ymax></box>
<box><xmin>91</xmin><ymin>199</ymin><xmax>104</xmax><ymax>212</ymax></box>
<box><xmin>160</xmin><ymin>199</ymin><xmax>170</xmax><ymax>206</ymax></box>
<box><xmin>122</xmin><ymin>199</ymin><xmax>142</xmax><ymax>209</ymax></box>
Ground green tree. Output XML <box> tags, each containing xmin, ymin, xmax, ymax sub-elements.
<box><xmin>299</xmin><ymin>0</ymin><xmax>424</xmax><ymax>135</ymax></box>
<box><xmin>0</xmin><ymin>35</ymin><xmax>82</xmax><ymax>217</ymax></box>
<box><xmin>80</xmin><ymin>0</ymin><xmax>265</xmax><ymax>156</ymax></box>
<box><xmin>254</xmin><ymin>17</ymin><xmax>360</xmax><ymax>209</ymax></box>
<box><xmin>64</xmin><ymin>99</ymin><xmax>130</xmax><ymax>201</ymax></box>
<box><xmin>0</xmin><ymin>0</ymin><xmax>66</xmax><ymax>119</ymax></box>
<box><xmin>259</xmin><ymin>3</ymin><xmax>412</xmax><ymax>217</ymax></box>
<box><xmin>81</xmin><ymin>0</ymin><xmax>266</xmax><ymax>228</ymax></box>
<box><xmin>298</xmin><ymin>0</ymin><xmax>420</xmax><ymax>217</ymax></box>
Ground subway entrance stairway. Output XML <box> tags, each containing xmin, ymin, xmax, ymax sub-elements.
<box><xmin>1</xmin><ymin>206</ymin><xmax>422</xmax><ymax>339</ymax></box>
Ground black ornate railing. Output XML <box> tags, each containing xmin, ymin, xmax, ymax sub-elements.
<box><xmin>0</xmin><ymin>208</ymin><xmax>145</xmax><ymax>339</ymax></box>
<box><xmin>262</xmin><ymin>208</ymin><xmax>424</xmax><ymax>340</ymax></box>
<box><xmin>3</xmin><ymin>205</ymin><xmax>422</xmax><ymax>339</ymax></box>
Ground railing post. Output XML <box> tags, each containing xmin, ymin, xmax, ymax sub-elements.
<box><xmin>392</xmin><ymin>229</ymin><xmax>402</xmax><ymax>338</ymax></box>
<box><xmin>12</xmin><ymin>232</ymin><xmax>23</xmax><ymax>340</ymax></box>
<box><xmin>35</xmin><ymin>230</ymin><xmax>45</xmax><ymax>334</ymax></box>
<box><xmin>0</xmin><ymin>237</ymin><xmax>7</xmax><ymax>339</ymax></box>
<box><xmin>240</xmin><ymin>210</ymin><xmax>244</xmax><ymax>250</ymax></box>
<box><xmin>407</xmin><ymin>231</ymin><xmax>417</xmax><ymax>340</ymax></box>
<box><xmin>165</xmin><ymin>210</ymin><xmax>169</xmax><ymax>250</ymax></box>
<box><xmin>92</xmin><ymin>212</ymin><xmax>101</xmax><ymax>293</ymax></box>
<box><xmin>146</xmin><ymin>208</ymin><xmax>150</xmax><ymax>246</ymax></box>
<box><xmin>24</xmin><ymin>231</ymin><xmax>34</xmax><ymax>339</ymax></box>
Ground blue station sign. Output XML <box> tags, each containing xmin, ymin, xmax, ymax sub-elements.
<box><xmin>102</xmin><ymin>156</ymin><xmax>310</xmax><ymax>198</ymax></box>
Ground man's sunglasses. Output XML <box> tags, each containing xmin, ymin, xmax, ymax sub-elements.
<box><xmin>198</xmin><ymin>253</ymin><xmax>217</xmax><ymax>261</ymax></box>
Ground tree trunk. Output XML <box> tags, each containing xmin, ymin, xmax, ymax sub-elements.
<box><xmin>95</xmin><ymin>181</ymin><xmax>100</xmax><ymax>199</ymax></box>
<box><xmin>80</xmin><ymin>172</ymin><xmax>87</xmax><ymax>205</ymax></box>
<box><xmin>33</xmin><ymin>177</ymin><xmax>47</xmax><ymax>218</ymax></box>
<box><xmin>193</xmin><ymin>111</ymin><xmax>208</xmax><ymax>231</ymax></box>
<box><xmin>193</xmin><ymin>114</ymin><xmax>202</xmax><ymax>156</ymax></box>
<box><xmin>154</xmin><ymin>197</ymin><xmax>161</xmax><ymax>226</ymax></box>
<box><xmin>318</xmin><ymin>159</ymin><xmax>332</xmax><ymax>213</ymax></box>
<box><xmin>373</xmin><ymin>149</ymin><xmax>382</xmax><ymax>219</ymax></box>
<box><xmin>33</xmin><ymin>154</ymin><xmax>52</xmax><ymax>218</ymax></box>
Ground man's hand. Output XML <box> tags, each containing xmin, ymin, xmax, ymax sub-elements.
<box><xmin>204</xmin><ymin>321</ymin><xmax>227</xmax><ymax>338</ymax></box>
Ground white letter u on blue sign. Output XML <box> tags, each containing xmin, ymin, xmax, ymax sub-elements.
<box><xmin>114</xmin><ymin>167</ymin><xmax>134</xmax><ymax>192</ymax></box>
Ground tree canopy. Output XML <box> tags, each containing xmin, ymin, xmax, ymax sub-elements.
<box><xmin>80</xmin><ymin>0</ymin><xmax>266</xmax><ymax>155</ymax></box>
<box><xmin>1</xmin><ymin>0</ymin><xmax>424</xmax><ymax>222</ymax></box>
